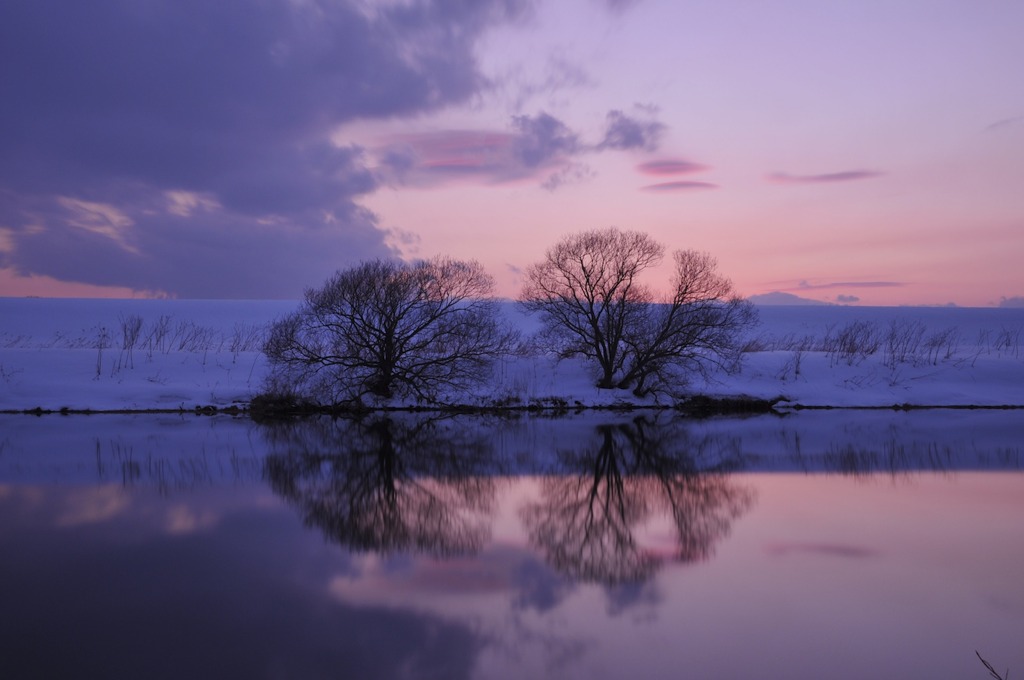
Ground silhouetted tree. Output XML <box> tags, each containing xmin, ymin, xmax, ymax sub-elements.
<box><xmin>520</xmin><ymin>228</ymin><xmax>757</xmax><ymax>395</ymax></box>
<box><xmin>263</xmin><ymin>257</ymin><xmax>517</xmax><ymax>404</ymax></box>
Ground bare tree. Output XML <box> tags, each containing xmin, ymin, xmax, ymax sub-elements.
<box><xmin>520</xmin><ymin>227</ymin><xmax>663</xmax><ymax>388</ymax></box>
<box><xmin>263</xmin><ymin>257</ymin><xmax>517</xmax><ymax>404</ymax></box>
<box><xmin>521</xmin><ymin>228</ymin><xmax>757</xmax><ymax>395</ymax></box>
<box><xmin>621</xmin><ymin>250</ymin><xmax>758</xmax><ymax>395</ymax></box>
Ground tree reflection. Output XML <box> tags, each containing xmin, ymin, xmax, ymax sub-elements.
<box><xmin>263</xmin><ymin>416</ymin><xmax>503</xmax><ymax>557</ymax></box>
<box><xmin>261</xmin><ymin>414</ymin><xmax>755</xmax><ymax>577</ymax></box>
<box><xmin>521</xmin><ymin>418</ymin><xmax>754</xmax><ymax>584</ymax></box>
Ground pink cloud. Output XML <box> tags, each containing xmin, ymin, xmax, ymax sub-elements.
<box><xmin>641</xmin><ymin>181</ymin><xmax>718</xmax><ymax>192</ymax></box>
<box><xmin>378</xmin><ymin>121</ymin><xmax>578</xmax><ymax>187</ymax></box>
<box><xmin>387</xmin><ymin>130</ymin><xmax>514</xmax><ymax>171</ymax></box>
<box><xmin>0</xmin><ymin>267</ymin><xmax>169</xmax><ymax>298</ymax></box>
<box><xmin>403</xmin><ymin>130</ymin><xmax>512</xmax><ymax>155</ymax></box>
<box><xmin>636</xmin><ymin>159</ymin><xmax>709</xmax><ymax>176</ymax></box>
<box><xmin>767</xmin><ymin>170</ymin><xmax>883</xmax><ymax>184</ymax></box>
<box><xmin>379</xmin><ymin>109</ymin><xmax>672</xmax><ymax>191</ymax></box>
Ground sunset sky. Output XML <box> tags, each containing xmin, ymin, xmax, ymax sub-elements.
<box><xmin>2</xmin><ymin>0</ymin><xmax>1022</xmax><ymax>306</ymax></box>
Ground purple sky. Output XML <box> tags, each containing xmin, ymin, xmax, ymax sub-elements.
<box><xmin>1</xmin><ymin>0</ymin><xmax>1022</xmax><ymax>305</ymax></box>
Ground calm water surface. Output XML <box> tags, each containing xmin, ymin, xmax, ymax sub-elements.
<box><xmin>1</xmin><ymin>411</ymin><xmax>1022</xmax><ymax>679</ymax></box>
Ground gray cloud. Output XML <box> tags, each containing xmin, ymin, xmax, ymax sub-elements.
<box><xmin>512</xmin><ymin>112</ymin><xmax>582</xmax><ymax>167</ymax></box>
<box><xmin>768</xmin><ymin>170</ymin><xmax>884</xmax><ymax>184</ymax></box>
<box><xmin>377</xmin><ymin>108</ymin><xmax>668</xmax><ymax>190</ymax></box>
<box><xmin>835</xmin><ymin>295</ymin><xmax>860</xmax><ymax>304</ymax></box>
<box><xmin>598</xmin><ymin>110</ymin><xmax>666</xmax><ymax>152</ymax></box>
<box><xmin>998</xmin><ymin>296</ymin><xmax>1024</xmax><ymax>308</ymax></box>
<box><xmin>7</xmin><ymin>196</ymin><xmax>386</xmax><ymax>299</ymax></box>
<box><xmin>597</xmin><ymin>0</ymin><xmax>644</xmax><ymax>14</ymax></box>
<box><xmin>985</xmin><ymin>116</ymin><xmax>1024</xmax><ymax>132</ymax></box>
<box><xmin>0</xmin><ymin>0</ymin><xmax>529</xmax><ymax>296</ymax></box>
<box><xmin>376</xmin><ymin>114</ymin><xmax>584</xmax><ymax>189</ymax></box>
<box><xmin>541</xmin><ymin>163</ymin><xmax>595</xmax><ymax>192</ymax></box>
<box><xmin>504</xmin><ymin>55</ymin><xmax>595</xmax><ymax>112</ymax></box>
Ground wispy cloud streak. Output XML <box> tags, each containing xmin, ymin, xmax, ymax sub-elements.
<box><xmin>641</xmin><ymin>181</ymin><xmax>717</xmax><ymax>193</ymax></box>
<box><xmin>793</xmin><ymin>280</ymin><xmax>905</xmax><ymax>290</ymax></box>
<box><xmin>636</xmin><ymin>160</ymin><xmax>709</xmax><ymax>176</ymax></box>
<box><xmin>985</xmin><ymin>116</ymin><xmax>1024</xmax><ymax>132</ymax></box>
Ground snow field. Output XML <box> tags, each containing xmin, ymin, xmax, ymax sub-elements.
<box><xmin>1</xmin><ymin>298</ymin><xmax>1022</xmax><ymax>411</ymax></box>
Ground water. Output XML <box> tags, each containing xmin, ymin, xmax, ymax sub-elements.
<box><xmin>1</xmin><ymin>411</ymin><xmax>1022</xmax><ymax>679</ymax></box>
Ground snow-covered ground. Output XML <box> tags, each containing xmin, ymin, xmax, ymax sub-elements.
<box><xmin>1</xmin><ymin>297</ymin><xmax>1022</xmax><ymax>411</ymax></box>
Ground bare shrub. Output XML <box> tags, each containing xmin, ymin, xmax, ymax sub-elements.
<box><xmin>991</xmin><ymin>325</ymin><xmax>1022</xmax><ymax>358</ymax></box>
<box><xmin>822</xmin><ymin>320</ymin><xmax>881</xmax><ymax>366</ymax></box>
<box><xmin>776</xmin><ymin>350</ymin><xmax>804</xmax><ymax>381</ymax></box>
<box><xmin>229</xmin><ymin>322</ymin><xmax>266</xmax><ymax>360</ymax></box>
<box><xmin>171</xmin><ymin>320</ymin><xmax>217</xmax><ymax>352</ymax></box>
<box><xmin>1</xmin><ymin>334</ymin><xmax>31</xmax><ymax>349</ymax></box>
<box><xmin>95</xmin><ymin>326</ymin><xmax>110</xmax><ymax>379</ymax></box>
<box><xmin>143</xmin><ymin>315</ymin><xmax>173</xmax><ymax>356</ymax></box>
<box><xmin>883</xmin><ymin>319</ymin><xmax>925</xmax><ymax>369</ymax></box>
<box><xmin>762</xmin><ymin>332</ymin><xmax>817</xmax><ymax>353</ymax></box>
<box><xmin>922</xmin><ymin>326</ymin><xmax>960</xmax><ymax>364</ymax></box>
<box><xmin>739</xmin><ymin>334</ymin><xmax>770</xmax><ymax>353</ymax></box>
<box><xmin>118</xmin><ymin>313</ymin><xmax>143</xmax><ymax>369</ymax></box>
<box><xmin>0</xmin><ymin>362</ymin><xmax>23</xmax><ymax>383</ymax></box>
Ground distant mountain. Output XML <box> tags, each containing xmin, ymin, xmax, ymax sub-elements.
<box><xmin>748</xmin><ymin>291</ymin><xmax>832</xmax><ymax>306</ymax></box>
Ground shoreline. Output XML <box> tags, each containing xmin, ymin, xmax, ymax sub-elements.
<box><xmin>4</xmin><ymin>398</ymin><xmax>1024</xmax><ymax>418</ymax></box>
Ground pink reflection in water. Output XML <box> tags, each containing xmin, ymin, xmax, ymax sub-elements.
<box><xmin>2</xmin><ymin>470</ymin><xmax>1023</xmax><ymax>679</ymax></box>
<box><xmin>324</xmin><ymin>472</ymin><xmax>1024</xmax><ymax>680</ymax></box>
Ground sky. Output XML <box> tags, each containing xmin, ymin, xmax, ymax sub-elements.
<box><xmin>1</xmin><ymin>0</ymin><xmax>1022</xmax><ymax>306</ymax></box>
